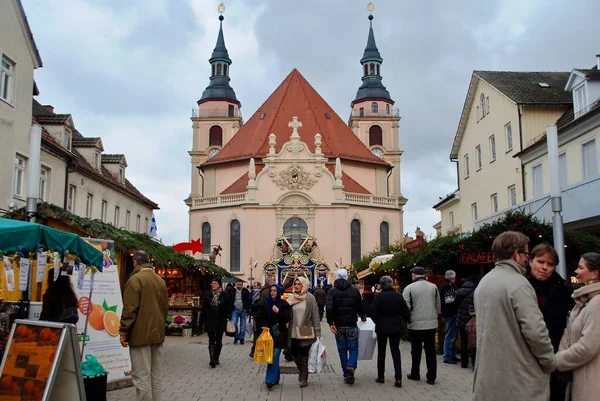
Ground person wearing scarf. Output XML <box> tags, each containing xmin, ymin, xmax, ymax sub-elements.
<box><xmin>254</xmin><ymin>285</ymin><xmax>291</xmax><ymax>389</ymax></box>
<box><xmin>287</xmin><ymin>276</ymin><xmax>320</xmax><ymax>387</ymax></box>
<box><xmin>555</xmin><ymin>252</ymin><xmax>600</xmax><ymax>401</ymax></box>
<box><xmin>200</xmin><ymin>278</ymin><xmax>232</xmax><ymax>368</ymax></box>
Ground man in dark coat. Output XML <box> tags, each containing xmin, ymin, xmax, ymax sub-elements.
<box><xmin>313</xmin><ymin>285</ymin><xmax>327</xmax><ymax>321</ymax></box>
<box><xmin>440</xmin><ymin>270</ymin><xmax>458</xmax><ymax>364</ymax></box>
<box><xmin>455</xmin><ymin>275</ymin><xmax>478</xmax><ymax>368</ymax></box>
<box><xmin>326</xmin><ymin>269</ymin><xmax>366</xmax><ymax>384</ymax></box>
<box><xmin>526</xmin><ymin>243</ymin><xmax>574</xmax><ymax>401</ymax></box>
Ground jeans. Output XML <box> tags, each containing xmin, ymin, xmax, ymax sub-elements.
<box><xmin>231</xmin><ymin>310</ymin><xmax>247</xmax><ymax>340</ymax></box>
<box><xmin>377</xmin><ymin>333</ymin><xmax>403</xmax><ymax>380</ymax></box>
<box><xmin>443</xmin><ymin>316</ymin><xmax>457</xmax><ymax>361</ymax></box>
<box><xmin>334</xmin><ymin>326</ymin><xmax>359</xmax><ymax>376</ymax></box>
<box><xmin>265</xmin><ymin>347</ymin><xmax>282</xmax><ymax>385</ymax></box>
<box><xmin>130</xmin><ymin>343</ymin><xmax>163</xmax><ymax>401</ymax></box>
<box><xmin>409</xmin><ymin>329</ymin><xmax>437</xmax><ymax>381</ymax></box>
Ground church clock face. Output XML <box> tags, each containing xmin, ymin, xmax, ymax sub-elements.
<box><xmin>371</xmin><ymin>148</ymin><xmax>383</xmax><ymax>158</ymax></box>
<box><xmin>208</xmin><ymin>148</ymin><xmax>219</xmax><ymax>158</ymax></box>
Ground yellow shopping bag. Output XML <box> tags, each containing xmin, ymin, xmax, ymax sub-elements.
<box><xmin>253</xmin><ymin>327</ymin><xmax>274</xmax><ymax>364</ymax></box>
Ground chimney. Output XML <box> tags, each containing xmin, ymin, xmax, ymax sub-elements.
<box><xmin>597</xmin><ymin>54</ymin><xmax>600</xmax><ymax>70</ymax></box>
<box><xmin>43</xmin><ymin>105</ymin><xmax>54</xmax><ymax>113</ymax></box>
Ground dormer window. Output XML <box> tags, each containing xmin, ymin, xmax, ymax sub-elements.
<box><xmin>119</xmin><ymin>167</ymin><xmax>125</xmax><ymax>184</ymax></box>
<box><xmin>94</xmin><ymin>152</ymin><xmax>100</xmax><ymax>170</ymax></box>
<box><xmin>64</xmin><ymin>129</ymin><xmax>72</xmax><ymax>150</ymax></box>
<box><xmin>574</xmin><ymin>84</ymin><xmax>588</xmax><ymax>118</ymax></box>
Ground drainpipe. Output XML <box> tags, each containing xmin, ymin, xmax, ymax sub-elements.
<box><xmin>386</xmin><ymin>168</ymin><xmax>392</xmax><ymax>197</ymax></box>
<box><xmin>547</xmin><ymin>124</ymin><xmax>567</xmax><ymax>279</ymax></box>
<box><xmin>63</xmin><ymin>159</ymin><xmax>72</xmax><ymax>209</ymax></box>
<box><xmin>518</xmin><ymin>106</ymin><xmax>526</xmax><ymax>201</ymax></box>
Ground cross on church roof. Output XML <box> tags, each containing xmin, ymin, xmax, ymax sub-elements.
<box><xmin>288</xmin><ymin>116</ymin><xmax>302</xmax><ymax>137</ymax></box>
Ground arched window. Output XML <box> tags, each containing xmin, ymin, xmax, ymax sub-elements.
<box><xmin>351</xmin><ymin>219</ymin><xmax>361</xmax><ymax>264</ymax></box>
<box><xmin>230</xmin><ymin>219</ymin><xmax>240</xmax><ymax>272</ymax></box>
<box><xmin>217</xmin><ymin>64</ymin><xmax>222</xmax><ymax>75</ymax></box>
<box><xmin>371</xmin><ymin>102</ymin><xmax>378</xmax><ymax>113</ymax></box>
<box><xmin>380</xmin><ymin>222</ymin><xmax>389</xmax><ymax>253</ymax></box>
<box><xmin>283</xmin><ymin>217</ymin><xmax>308</xmax><ymax>248</ymax></box>
<box><xmin>386</xmin><ymin>104</ymin><xmax>390</xmax><ymax>114</ymax></box>
<box><xmin>369</xmin><ymin>125</ymin><xmax>383</xmax><ymax>146</ymax></box>
<box><xmin>364</xmin><ymin>64</ymin><xmax>368</xmax><ymax>76</ymax></box>
<box><xmin>480</xmin><ymin>93</ymin><xmax>486</xmax><ymax>117</ymax></box>
<box><xmin>212</xmin><ymin>64</ymin><xmax>216</xmax><ymax>76</ymax></box>
<box><xmin>376</xmin><ymin>64</ymin><xmax>380</xmax><ymax>76</ymax></box>
<box><xmin>370</xmin><ymin>63</ymin><xmax>375</xmax><ymax>75</ymax></box>
<box><xmin>209</xmin><ymin>125</ymin><xmax>223</xmax><ymax>147</ymax></box>
<box><xmin>202</xmin><ymin>223</ymin><xmax>211</xmax><ymax>254</ymax></box>
<box><xmin>223</xmin><ymin>64</ymin><xmax>228</xmax><ymax>76</ymax></box>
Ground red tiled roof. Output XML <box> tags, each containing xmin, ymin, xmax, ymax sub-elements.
<box><xmin>220</xmin><ymin>165</ymin><xmax>264</xmax><ymax>194</ymax></box>
<box><xmin>326</xmin><ymin>165</ymin><xmax>371</xmax><ymax>194</ymax></box>
<box><xmin>203</xmin><ymin>69</ymin><xmax>389</xmax><ymax>168</ymax></box>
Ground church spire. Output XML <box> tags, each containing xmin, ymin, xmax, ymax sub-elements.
<box><xmin>351</xmin><ymin>6</ymin><xmax>392</xmax><ymax>107</ymax></box>
<box><xmin>199</xmin><ymin>3</ymin><xmax>240</xmax><ymax>106</ymax></box>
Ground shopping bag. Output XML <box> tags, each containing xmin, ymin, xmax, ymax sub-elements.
<box><xmin>253</xmin><ymin>327</ymin><xmax>274</xmax><ymax>364</ymax></box>
<box><xmin>308</xmin><ymin>338</ymin><xmax>327</xmax><ymax>373</ymax></box>
<box><xmin>357</xmin><ymin>318</ymin><xmax>377</xmax><ymax>360</ymax></box>
<box><xmin>245</xmin><ymin>316</ymin><xmax>254</xmax><ymax>341</ymax></box>
<box><xmin>226</xmin><ymin>319</ymin><xmax>235</xmax><ymax>337</ymax></box>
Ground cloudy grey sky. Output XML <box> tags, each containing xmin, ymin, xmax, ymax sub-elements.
<box><xmin>23</xmin><ymin>0</ymin><xmax>599</xmax><ymax>245</ymax></box>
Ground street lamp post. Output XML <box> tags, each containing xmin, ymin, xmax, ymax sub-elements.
<box><xmin>546</xmin><ymin>124</ymin><xmax>567</xmax><ymax>279</ymax></box>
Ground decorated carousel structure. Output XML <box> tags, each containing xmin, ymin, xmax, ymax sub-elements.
<box><xmin>263</xmin><ymin>229</ymin><xmax>329</xmax><ymax>288</ymax></box>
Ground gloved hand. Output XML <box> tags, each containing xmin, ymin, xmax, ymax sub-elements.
<box><xmin>120</xmin><ymin>334</ymin><xmax>128</xmax><ymax>347</ymax></box>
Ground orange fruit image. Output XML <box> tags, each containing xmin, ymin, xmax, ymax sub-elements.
<box><xmin>16</xmin><ymin>325</ymin><xmax>27</xmax><ymax>338</ymax></box>
<box><xmin>24</xmin><ymin>380</ymin><xmax>36</xmax><ymax>394</ymax></box>
<box><xmin>39</xmin><ymin>328</ymin><xmax>52</xmax><ymax>342</ymax></box>
<box><xmin>89</xmin><ymin>304</ymin><xmax>106</xmax><ymax>330</ymax></box>
<box><xmin>1</xmin><ymin>375</ymin><xmax>12</xmax><ymax>390</ymax></box>
<box><xmin>103</xmin><ymin>311</ymin><xmax>120</xmax><ymax>337</ymax></box>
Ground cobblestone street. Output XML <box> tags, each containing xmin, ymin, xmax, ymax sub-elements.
<box><xmin>108</xmin><ymin>322</ymin><xmax>473</xmax><ymax>401</ymax></box>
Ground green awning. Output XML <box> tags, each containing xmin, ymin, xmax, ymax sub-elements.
<box><xmin>0</xmin><ymin>218</ymin><xmax>104</xmax><ymax>270</ymax></box>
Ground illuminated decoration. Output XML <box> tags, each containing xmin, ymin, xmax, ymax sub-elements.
<box><xmin>264</xmin><ymin>228</ymin><xmax>329</xmax><ymax>287</ymax></box>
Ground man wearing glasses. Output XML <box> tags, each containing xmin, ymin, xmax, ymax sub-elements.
<box><xmin>472</xmin><ymin>231</ymin><xmax>555</xmax><ymax>401</ymax></box>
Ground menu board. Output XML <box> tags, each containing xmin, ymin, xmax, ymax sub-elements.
<box><xmin>0</xmin><ymin>322</ymin><xmax>61</xmax><ymax>400</ymax></box>
<box><xmin>0</xmin><ymin>320</ymin><xmax>85</xmax><ymax>401</ymax></box>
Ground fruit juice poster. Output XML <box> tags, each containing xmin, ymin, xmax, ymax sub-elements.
<box><xmin>70</xmin><ymin>239</ymin><xmax>131</xmax><ymax>383</ymax></box>
<box><xmin>0</xmin><ymin>323</ymin><xmax>62</xmax><ymax>401</ymax></box>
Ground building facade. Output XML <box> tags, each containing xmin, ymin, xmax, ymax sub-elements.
<box><xmin>434</xmin><ymin>71</ymin><xmax>572</xmax><ymax>234</ymax></box>
<box><xmin>187</xmin><ymin>13</ymin><xmax>407</xmax><ymax>283</ymax></box>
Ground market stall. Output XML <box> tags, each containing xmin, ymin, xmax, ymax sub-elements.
<box><xmin>157</xmin><ymin>266</ymin><xmax>202</xmax><ymax>336</ymax></box>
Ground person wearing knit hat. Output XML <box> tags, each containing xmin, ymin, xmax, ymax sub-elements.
<box><xmin>326</xmin><ymin>267</ymin><xmax>366</xmax><ymax>385</ymax></box>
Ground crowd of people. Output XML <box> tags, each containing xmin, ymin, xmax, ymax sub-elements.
<box><xmin>35</xmin><ymin>231</ymin><xmax>600</xmax><ymax>401</ymax></box>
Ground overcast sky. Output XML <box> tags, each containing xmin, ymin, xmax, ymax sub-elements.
<box><xmin>23</xmin><ymin>0</ymin><xmax>599</xmax><ymax>245</ymax></box>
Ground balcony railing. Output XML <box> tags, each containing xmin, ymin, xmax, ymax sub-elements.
<box><xmin>344</xmin><ymin>192</ymin><xmax>402</xmax><ymax>208</ymax></box>
<box><xmin>350</xmin><ymin>108</ymin><xmax>400</xmax><ymax>119</ymax></box>
<box><xmin>192</xmin><ymin>193</ymin><xmax>247</xmax><ymax>208</ymax></box>
<box><xmin>191</xmin><ymin>107</ymin><xmax>243</xmax><ymax>119</ymax></box>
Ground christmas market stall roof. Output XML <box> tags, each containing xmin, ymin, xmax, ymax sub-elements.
<box><xmin>0</xmin><ymin>217</ymin><xmax>104</xmax><ymax>270</ymax></box>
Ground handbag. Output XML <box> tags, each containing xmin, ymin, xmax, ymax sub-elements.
<box><xmin>226</xmin><ymin>319</ymin><xmax>235</xmax><ymax>337</ymax></box>
<box><xmin>270</xmin><ymin>324</ymin><xmax>283</xmax><ymax>343</ymax></box>
<box><xmin>295</xmin><ymin>325</ymin><xmax>315</xmax><ymax>340</ymax></box>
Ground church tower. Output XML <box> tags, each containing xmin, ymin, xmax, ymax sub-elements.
<box><xmin>348</xmin><ymin>10</ymin><xmax>403</xmax><ymax>198</ymax></box>
<box><xmin>188</xmin><ymin>5</ymin><xmax>243</xmax><ymax>201</ymax></box>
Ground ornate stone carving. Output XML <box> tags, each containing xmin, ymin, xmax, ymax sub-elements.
<box><xmin>272</xmin><ymin>165</ymin><xmax>317</xmax><ymax>190</ymax></box>
<box><xmin>280</xmin><ymin>194</ymin><xmax>310</xmax><ymax>206</ymax></box>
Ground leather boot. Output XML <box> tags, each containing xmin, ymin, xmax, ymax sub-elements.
<box><xmin>299</xmin><ymin>356</ymin><xmax>309</xmax><ymax>387</ymax></box>
<box><xmin>215</xmin><ymin>344</ymin><xmax>223</xmax><ymax>365</ymax></box>
<box><xmin>294</xmin><ymin>356</ymin><xmax>302</xmax><ymax>382</ymax></box>
<box><xmin>208</xmin><ymin>345</ymin><xmax>216</xmax><ymax>368</ymax></box>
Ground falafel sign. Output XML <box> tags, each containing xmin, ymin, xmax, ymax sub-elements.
<box><xmin>70</xmin><ymin>239</ymin><xmax>131</xmax><ymax>384</ymax></box>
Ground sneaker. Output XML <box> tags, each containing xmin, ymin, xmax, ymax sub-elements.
<box><xmin>345</xmin><ymin>367</ymin><xmax>355</xmax><ymax>384</ymax></box>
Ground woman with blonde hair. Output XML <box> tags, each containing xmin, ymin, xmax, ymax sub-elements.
<box><xmin>555</xmin><ymin>252</ymin><xmax>600</xmax><ymax>401</ymax></box>
<box><xmin>287</xmin><ymin>276</ymin><xmax>320</xmax><ymax>387</ymax></box>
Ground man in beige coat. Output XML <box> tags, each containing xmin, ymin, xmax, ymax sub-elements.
<box><xmin>473</xmin><ymin>231</ymin><xmax>555</xmax><ymax>401</ymax></box>
<box><xmin>120</xmin><ymin>250</ymin><xmax>169</xmax><ymax>401</ymax></box>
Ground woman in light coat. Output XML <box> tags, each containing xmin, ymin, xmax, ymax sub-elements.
<box><xmin>286</xmin><ymin>276</ymin><xmax>320</xmax><ymax>387</ymax></box>
<box><xmin>555</xmin><ymin>252</ymin><xmax>600</xmax><ymax>401</ymax></box>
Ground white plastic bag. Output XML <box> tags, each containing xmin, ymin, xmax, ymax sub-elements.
<box><xmin>308</xmin><ymin>338</ymin><xmax>327</xmax><ymax>373</ymax></box>
<box><xmin>245</xmin><ymin>316</ymin><xmax>254</xmax><ymax>341</ymax></box>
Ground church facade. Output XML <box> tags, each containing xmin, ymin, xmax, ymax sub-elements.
<box><xmin>186</xmin><ymin>12</ymin><xmax>407</xmax><ymax>284</ymax></box>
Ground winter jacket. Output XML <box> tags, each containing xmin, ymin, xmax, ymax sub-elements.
<box><xmin>526</xmin><ymin>271</ymin><xmax>574</xmax><ymax>351</ymax></box>
<box><xmin>254</xmin><ymin>299</ymin><xmax>291</xmax><ymax>349</ymax></box>
<box><xmin>371</xmin><ymin>288</ymin><xmax>410</xmax><ymax>334</ymax></box>
<box><xmin>313</xmin><ymin>288</ymin><xmax>327</xmax><ymax>306</ymax></box>
<box><xmin>439</xmin><ymin>279</ymin><xmax>458</xmax><ymax>317</ymax></box>
<box><xmin>119</xmin><ymin>264</ymin><xmax>169</xmax><ymax>346</ymax></box>
<box><xmin>289</xmin><ymin>293</ymin><xmax>321</xmax><ymax>347</ymax></box>
<box><xmin>230</xmin><ymin>287</ymin><xmax>251</xmax><ymax>313</ymax></box>
<box><xmin>402</xmin><ymin>278</ymin><xmax>441</xmax><ymax>330</ymax></box>
<box><xmin>556</xmin><ymin>281</ymin><xmax>600</xmax><ymax>401</ymax></box>
<box><xmin>362</xmin><ymin>289</ymin><xmax>375</xmax><ymax>317</ymax></box>
<box><xmin>200</xmin><ymin>290</ymin><xmax>233</xmax><ymax>334</ymax></box>
<box><xmin>456</xmin><ymin>280</ymin><xmax>477</xmax><ymax>330</ymax></box>
<box><xmin>473</xmin><ymin>259</ymin><xmax>555</xmax><ymax>401</ymax></box>
<box><xmin>326</xmin><ymin>279</ymin><xmax>366</xmax><ymax>327</ymax></box>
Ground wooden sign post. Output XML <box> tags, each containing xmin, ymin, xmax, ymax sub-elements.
<box><xmin>0</xmin><ymin>319</ymin><xmax>86</xmax><ymax>401</ymax></box>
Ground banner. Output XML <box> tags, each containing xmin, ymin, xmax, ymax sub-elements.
<box><xmin>69</xmin><ymin>239</ymin><xmax>131</xmax><ymax>383</ymax></box>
